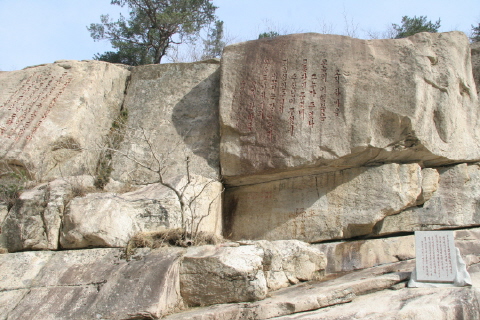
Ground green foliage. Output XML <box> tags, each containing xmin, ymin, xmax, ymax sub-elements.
<box><xmin>201</xmin><ymin>20</ymin><xmax>225</xmax><ymax>59</ymax></box>
<box><xmin>0</xmin><ymin>170</ymin><xmax>27</xmax><ymax>210</ymax></box>
<box><xmin>472</xmin><ymin>23</ymin><xmax>480</xmax><ymax>43</ymax></box>
<box><xmin>392</xmin><ymin>16</ymin><xmax>441</xmax><ymax>39</ymax></box>
<box><xmin>88</xmin><ymin>0</ymin><xmax>217</xmax><ymax>65</ymax></box>
<box><xmin>258</xmin><ymin>31</ymin><xmax>281</xmax><ymax>39</ymax></box>
<box><xmin>94</xmin><ymin>50</ymin><xmax>153</xmax><ymax>66</ymax></box>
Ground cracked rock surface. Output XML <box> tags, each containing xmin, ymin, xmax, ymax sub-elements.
<box><xmin>220</xmin><ymin>32</ymin><xmax>480</xmax><ymax>186</ymax></box>
<box><xmin>0</xmin><ymin>248</ymin><xmax>184</xmax><ymax>320</ymax></box>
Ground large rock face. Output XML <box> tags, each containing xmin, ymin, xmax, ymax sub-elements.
<box><xmin>111</xmin><ymin>60</ymin><xmax>220</xmax><ymax>184</ymax></box>
<box><xmin>375</xmin><ymin>163</ymin><xmax>480</xmax><ymax>235</ymax></box>
<box><xmin>2</xmin><ymin>33</ymin><xmax>480</xmax><ymax>319</ymax></box>
<box><xmin>180</xmin><ymin>240</ymin><xmax>326</xmax><ymax>306</ymax></box>
<box><xmin>220</xmin><ymin>32</ymin><xmax>479</xmax><ymax>185</ymax></box>
<box><xmin>224</xmin><ymin>163</ymin><xmax>421</xmax><ymax>242</ymax></box>
<box><xmin>61</xmin><ymin>175</ymin><xmax>223</xmax><ymax>249</ymax></box>
<box><xmin>0</xmin><ymin>60</ymin><xmax>130</xmax><ymax>181</ymax></box>
<box><xmin>164</xmin><ymin>228</ymin><xmax>480</xmax><ymax>320</ymax></box>
<box><xmin>274</xmin><ymin>287</ymin><xmax>480</xmax><ymax>319</ymax></box>
<box><xmin>0</xmin><ymin>248</ymin><xmax>184</xmax><ymax>320</ymax></box>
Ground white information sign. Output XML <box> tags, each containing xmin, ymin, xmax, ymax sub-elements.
<box><xmin>415</xmin><ymin>231</ymin><xmax>457</xmax><ymax>282</ymax></box>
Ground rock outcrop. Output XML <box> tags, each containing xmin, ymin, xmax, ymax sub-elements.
<box><xmin>0</xmin><ymin>248</ymin><xmax>184</xmax><ymax>320</ymax></box>
<box><xmin>163</xmin><ymin>228</ymin><xmax>480</xmax><ymax>320</ymax></box>
<box><xmin>0</xmin><ymin>240</ymin><xmax>325</xmax><ymax>319</ymax></box>
<box><xmin>1</xmin><ymin>31</ymin><xmax>480</xmax><ymax>319</ymax></box>
<box><xmin>375</xmin><ymin>163</ymin><xmax>480</xmax><ymax>235</ymax></box>
<box><xmin>111</xmin><ymin>60</ymin><xmax>221</xmax><ymax>184</ymax></box>
<box><xmin>225</xmin><ymin>163</ymin><xmax>421</xmax><ymax>242</ymax></box>
<box><xmin>220</xmin><ymin>32</ymin><xmax>480</xmax><ymax>186</ymax></box>
<box><xmin>2</xmin><ymin>175</ymin><xmax>95</xmax><ymax>252</ymax></box>
<box><xmin>0</xmin><ymin>60</ymin><xmax>130</xmax><ymax>181</ymax></box>
<box><xmin>61</xmin><ymin>175</ymin><xmax>223</xmax><ymax>249</ymax></box>
<box><xmin>180</xmin><ymin>240</ymin><xmax>326</xmax><ymax>306</ymax></box>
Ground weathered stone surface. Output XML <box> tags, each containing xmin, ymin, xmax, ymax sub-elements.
<box><xmin>315</xmin><ymin>235</ymin><xmax>415</xmax><ymax>274</ymax></box>
<box><xmin>375</xmin><ymin>163</ymin><xmax>480</xmax><ymax>235</ymax></box>
<box><xmin>1</xmin><ymin>248</ymin><xmax>185</xmax><ymax>320</ymax></box>
<box><xmin>2</xmin><ymin>175</ymin><xmax>95</xmax><ymax>252</ymax></box>
<box><xmin>181</xmin><ymin>244</ymin><xmax>268</xmax><ymax>306</ymax></box>
<box><xmin>167</xmin><ymin>247</ymin><xmax>480</xmax><ymax>320</ymax></box>
<box><xmin>275</xmin><ymin>287</ymin><xmax>480</xmax><ymax>319</ymax></box>
<box><xmin>88</xmin><ymin>248</ymin><xmax>184</xmax><ymax>320</ymax></box>
<box><xmin>166</xmin><ymin>260</ymin><xmax>414</xmax><ymax>320</ymax></box>
<box><xmin>0</xmin><ymin>60</ymin><xmax>130</xmax><ymax>181</ymax></box>
<box><xmin>7</xmin><ymin>286</ymin><xmax>100</xmax><ymax>320</ymax></box>
<box><xmin>254</xmin><ymin>240</ymin><xmax>326</xmax><ymax>291</ymax></box>
<box><xmin>472</xmin><ymin>42</ymin><xmax>480</xmax><ymax>95</ymax></box>
<box><xmin>60</xmin><ymin>174</ymin><xmax>222</xmax><ymax>249</ymax></box>
<box><xmin>416</xmin><ymin>167</ymin><xmax>439</xmax><ymax>204</ymax></box>
<box><xmin>180</xmin><ymin>240</ymin><xmax>326</xmax><ymax>306</ymax></box>
<box><xmin>111</xmin><ymin>60</ymin><xmax>221</xmax><ymax>184</ymax></box>
<box><xmin>0</xmin><ymin>250</ymin><xmax>54</xmax><ymax>290</ymax></box>
<box><xmin>33</xmin><ymin>248</ymin><xmax>125</xmax><ymax>287</ymax></box>
<box><xmin>0</xmin><ymin>290</ymin><xmax>29</xmax><ymax>320</ymax></box>
<box><xmin>316</xmin><ymin>227</ymin><xmax>480</xmax><ymax>276</ymax></box>
<box><xmin>220</xmin><ymin>32</ymin><xmax>479</xmax><ymax>186</ymax></box>
<box><xmin>224</xmin><ymin>163</ymin><xmax>421</xmax><ymax>242</ymax></box>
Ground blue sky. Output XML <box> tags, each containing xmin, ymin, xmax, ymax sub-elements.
<box><xmin>0</xmin><ymin>0</ymin><xmax>479</xmax><ymax>71</ymax></box>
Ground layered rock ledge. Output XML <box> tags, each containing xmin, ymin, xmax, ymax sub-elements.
<box><xmin>220</xmin><ymin>32</ymin><xmax>480</xmax><ymax>186</ymax></box>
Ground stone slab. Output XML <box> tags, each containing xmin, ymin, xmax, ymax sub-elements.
<box><xmin>0</xmin><ymin>250</ymin><xmax>53</xmax><ymax>290</ymax></box>
<box><xmin>274</xmin><ymin>287</ymin><xmax>480</xmax><ymax>319</ymax></box>
<box><xmin>1</xmin><ymin>248</ymin><xmax>184</xmax><ymax>320</ymax></box>
<box><xmin>111</xmin><ymin>60</ymin><xmax>221</xmax><ymax>184</ymax></box>
<box><xmin>180</xmin><ymin>244</ymin><xmax>267</xmax><ymax>306</ymax></box>
<box><xmin>314</xmin><ymin>235</ymin><xmax>415</xmax><ymax>274</ymax></box>
<box><xmin>224</xmin><ymin>163</ymin><xmax>421</xmax><ymax>242</ymax></box>
<box><xmin>180</xmin><ymin>240</ymin><xmax>326</xmax><ymax>307</ymax></box>
<box><xmin>33</xmin><ymin>248</ymin><xmax>125</xmax><ymax>287</ymax></box>
<box><xmin>165</xmin><ymin>260</ymin><xmax>414</xmax><ymax>320</ymax></box>
<box><xmin>0</xmin><ymin>289</ymin><xmax>29</xmax><ymax>320</ymax></box>
<box><xmin>375</xmin><ymin>163</ymin><xmax>480</xmax><ymax>235</ymax></box>
<box><xmin>91</xmin><ymin>248</ymin><xmax>184</xmax><ymax>320</ymax></box>
<box><xmin>220</xmin><ymin>32</ymin><xmax>480</xmax><ymax>186</ymax></box>
<box><xmin>0</xmin><ymin>60</ymin><xmax>130</xmax><ymax>181</ymax></box>
<box><xmin>3</xmin><ymin>176</ymin><xmax>95</xmax><ymax>252</ymax></box>
<box><xmin>6</xmin><ymin>286</ymin><xmax>99</xmax><ymax>320</ymax></box>
<box><xmin>414</xmin><ymin>230</ymin><xmax>457</xmax><ymax>282</ymax></box>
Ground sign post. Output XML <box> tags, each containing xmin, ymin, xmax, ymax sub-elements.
<box><xmin>415</xmin><ymin>231</ymin><xmax>457</xmax><ymax>283</ymax></box>
<box><xmin>409</xmin><ymin>230</ymin><xmax>471</xmax><ymax>287</ymax></box>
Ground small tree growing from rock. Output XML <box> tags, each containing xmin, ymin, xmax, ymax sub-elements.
<box><xmin>99</xmin><ymin>121</ymin><xmax>223</xmax><ymax>246</ymax></box>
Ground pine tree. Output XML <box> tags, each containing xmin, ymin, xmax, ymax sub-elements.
<box><xmin>88</xmin><ymin>0</ymin><xmax>217</xmax><ymax>65</ymax></box>
<box><xmin>392</xmin><ymin>16</ymin><xmax>441</xmax><ymax>39</ymax></box>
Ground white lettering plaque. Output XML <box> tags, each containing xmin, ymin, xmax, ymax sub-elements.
<box><xmin>415</xmin><ymin>231</ymin><xmax>457</xmax><ymax>282</ymax></box>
